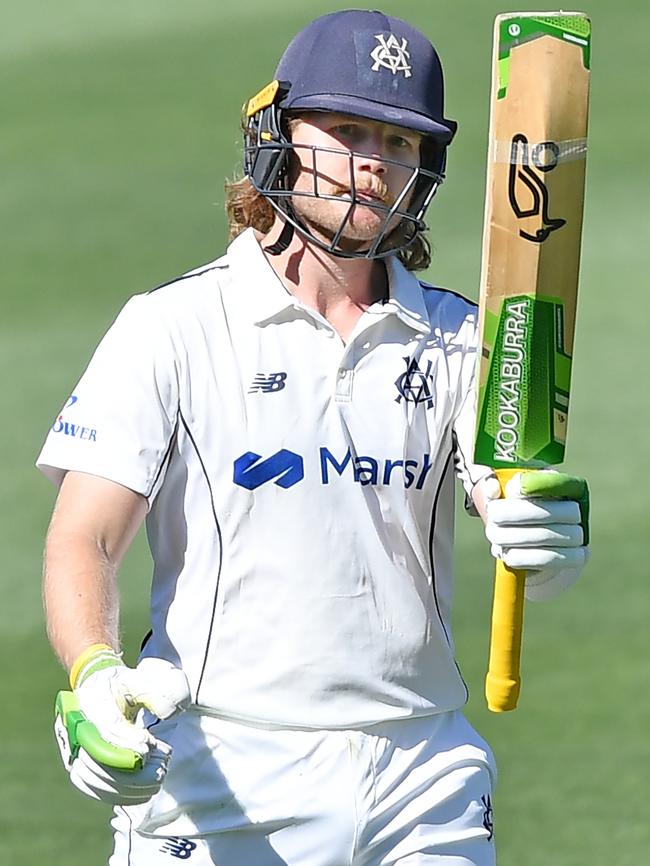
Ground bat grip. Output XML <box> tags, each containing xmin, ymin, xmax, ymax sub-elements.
<box><xmin>485</xmin><ymin>468</ymin><xmax>526</xmax><ymax>712</ymax></box>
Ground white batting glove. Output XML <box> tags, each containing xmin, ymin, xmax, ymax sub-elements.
<box><xmin>55</xmin><ymin>645</ymin><xmax>191</xmax><ymax>804</ymax></box>
<box><xmin>483</xmin><ymin>470</ymin><xmax>590</xmax><ymax>601</ymax></box>
<box><xmin>54</xmin><ymin>696</ymin><xmax>173</xmax><ymax>805</ymax></box>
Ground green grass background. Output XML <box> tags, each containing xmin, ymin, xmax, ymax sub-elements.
<box><xmin>2</xmin><ymin>1</ymin><xmax>647</xmax><ymax>863</ymax></box>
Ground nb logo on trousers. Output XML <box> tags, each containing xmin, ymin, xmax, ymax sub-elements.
<box><xmin>160</xmin><ymin>837</ymin><xmax>197</xmax><ymax>859</ymax></box>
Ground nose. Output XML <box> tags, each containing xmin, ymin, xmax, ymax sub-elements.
<box><xmin>355</xmin><ymin>149</ymin><xmax>387</xmax><ymax>175</ymax></box>
<box><xmin>353</xmin><ymin>130</ymin><xmax>388</xmax><ymax>174</ymax></box>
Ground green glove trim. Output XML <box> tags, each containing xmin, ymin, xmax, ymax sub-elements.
<box><xmin>55</xmin><ymin>691</ymin><xmax>143</xmax><ymax>772</ymax></box>
<box><xmin>519</xmin><ymin>470</ymin><xmax>590</xmax><ymax>545</ymax></box>
<box><xmin>73</xmin><ymin>649</ymin><xmax>123</xmax><ymax>689</ymax></box>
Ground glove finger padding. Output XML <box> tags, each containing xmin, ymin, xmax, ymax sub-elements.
<box><xmin>509</xmin><ymin>469</ymin><xmax>587</xmax><ymax>500</ymax></box>
<box><xmin>505</xmin><ymin>469</ymin><xmax>590</xmax><ymax>544</ymax></box>
<box><xmin>487</xmin><ymin>497</ymin><xmax>582</xmax><ymax>526</ymax></box>
<box><xmin>481</xmin><ymin>469</ymin><xmax>590</xmax><ymax>601</ymax></box>
<box><xmin>497</xmin><ymin>545</ymin><xmax>588</xmax><ymax>573</ymax></box>
<box><xmin>69</xmin><ymin>744</ymin><xmax>171</xmax><ymax>805</ymax></box>
<box><xmin>487</xmin><ymin>523</ymin><xmax>584</xmax><ymax>549</ymax></box>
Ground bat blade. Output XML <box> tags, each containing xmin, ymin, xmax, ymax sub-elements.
<box><xmin>474</xmin><ymin>12</ymin><xmax>591</xmax><ymax>712</ymax></box>
<box><xmin>475</xmin><ymin>12</ymin><xmax>591</xmax><ymax>470</ymax></box>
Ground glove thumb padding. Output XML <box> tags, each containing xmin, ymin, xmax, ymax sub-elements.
<box><xmin>121</xmin><ymin>658</ymin><xmax>192</xmax><ymax>721</ymax></box>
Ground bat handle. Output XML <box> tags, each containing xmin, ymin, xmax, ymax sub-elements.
<box><xmin>485</xmin><ymin>468</ymin><xmax>526</xmax><ymax>712</ymax></box>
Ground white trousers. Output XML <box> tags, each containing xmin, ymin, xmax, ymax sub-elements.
<box><xmin>109</xmin><ymin>710</ymin><xmax>496</xmax><ymax>866</ymax></box>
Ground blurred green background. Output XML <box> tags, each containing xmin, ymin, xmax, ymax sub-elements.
<box><xmin>2</xmin><ymin>1</ymin><xmax>647</xmax><ymax>863</ymax></box>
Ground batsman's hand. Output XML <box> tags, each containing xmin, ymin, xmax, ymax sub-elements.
<box><xmin>483</xmin><ymin>469</ymin><xmax>590</xmax><ymax>601</ymax></box>
<box><xmin>54</xmin><ymin>646</ymin><xmax>191</xmax><ymax>804</ymax></box>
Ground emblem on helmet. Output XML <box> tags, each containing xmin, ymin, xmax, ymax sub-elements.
<box><xmin>370</xmin><ymin>34</ymin><xmax>412</xmax><ymax>78</ymax></box>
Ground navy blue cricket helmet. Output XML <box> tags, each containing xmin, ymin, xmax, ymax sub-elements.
<box><xmin>243</xmin><ymin>9</ymin><xmax>457</xmax><ymax>259</ymax></box>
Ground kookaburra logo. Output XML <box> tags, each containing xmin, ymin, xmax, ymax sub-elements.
<box><xmin>508</xmin><ymin>133</ymin><xmax>566</xmax><ymax>243</ymax></box>
<box><xmin>370</xmin><ymin>34</ymin><xmax>412</xmax><ymax>77</ymax></box>
<box><xmin>395</xmin><ymin>357</ymin><xmax>434</xmax><ymax>409</ymax></box>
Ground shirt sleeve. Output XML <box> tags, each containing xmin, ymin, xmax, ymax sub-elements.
<box><xmin>36</xmin><ymin>294</ymin><xmax>179</xmax><ymax>502</ymax></box>
<box><xmin>451</xmin><ymin>310</ymin><xmax>492</xmax><ymax>514</ymax></box>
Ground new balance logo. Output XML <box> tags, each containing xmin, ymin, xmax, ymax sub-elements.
<box><xmin>481</xmin><ymin>794</ymin><xmax>494</xmax><ymax>841</ymax></box>
<box><xmin>160</xmin><ymin>837</ymin><xmax>197</xmax><ymax>859</ymax></box>
<box><xmin>249</xmin><ymin>372</ymin><xmax>287</xmax><ymax>393</ymax></box>
<box><xmin>233</xmin><ymin>449</ymin><xmax>304</xmax><ymax>490</ymax></box>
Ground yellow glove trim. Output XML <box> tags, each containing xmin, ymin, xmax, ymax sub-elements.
<box><xmin>69</xmin><ymin>643</ymin><xmax>115</xmax><ymax>689</ymax></box>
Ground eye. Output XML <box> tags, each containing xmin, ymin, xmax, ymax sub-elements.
<box><xmin>387</xmin><ymin>133</ymin><xmax>417</xmax><ymax>151</ymax></box>
<box><xmin>330</xmin><ymin>123</ymin><xmax>364</xmax><ymax>141</ymax></box>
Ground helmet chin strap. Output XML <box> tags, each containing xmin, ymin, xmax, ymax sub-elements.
<box><xmin>263</xmin><ymin>219</ymin><xmax>295</xmax><ymax>256</ymax></box>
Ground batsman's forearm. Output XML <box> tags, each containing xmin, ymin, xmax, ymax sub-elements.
<box><xmin>43</xmin><ymin>526</ymin><xmax>121</xmax><ymax>671</ymax></box>
<box><xmin>42</xmin><ymin>471</ymin><xmax>147</xmax><ymax>673</ymax></box>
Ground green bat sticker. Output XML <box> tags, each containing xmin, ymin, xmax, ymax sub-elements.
<box><xmin>474</xmin><ymin>294</ymin><xmax>572</xmax><ymax>468</ymax></box>
<box><xmin>497</xmin><ymin>14</ymin><xmax>591</xmax><ymax>99</ymax></box>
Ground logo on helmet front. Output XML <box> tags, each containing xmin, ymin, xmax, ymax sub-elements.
<box><xmin>370</xmin><ymin>34</ymin><xmax>412</xmax><ymax>78</ymax></box>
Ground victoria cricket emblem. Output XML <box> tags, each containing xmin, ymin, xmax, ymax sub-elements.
<box><xmin>370</xmin><ymin>34</ymin><xmax>412</xmax><ymax>77</ymax></box>
<box><xmin>395</xmin><ymin>357</ymin><xmax>434</xmax><ymax>408</ymax></box>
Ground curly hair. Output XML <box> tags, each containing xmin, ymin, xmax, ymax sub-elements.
<box><xmin>224</xmin><ymin>175</ymin><xmax>432</xmax><ymax>272</ymax></box>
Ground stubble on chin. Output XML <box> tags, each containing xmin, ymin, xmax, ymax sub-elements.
<box><xmin>290</xmin><ymin>191</ymin><xmax>389</xmax><ymax>245</ymax></box>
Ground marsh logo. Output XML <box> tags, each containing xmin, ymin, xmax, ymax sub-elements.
<box><xmin>233</xmin><ymin>449</ymin><xmax>304</xmax><ymax>489</ymax></box>
<box><xmin>508</xmin><ymin>133</ymin><xmax>566</xmax><ymax>243</ymax></box>
<box><xmin>320</xmin><ymin>447</ymin><xmax>432</xmax><ymax>489</ymax></box>
<box><xmin>233</xmin><ymin>447</ymin><xmax>433</xmax><ymax>491</ymax></box>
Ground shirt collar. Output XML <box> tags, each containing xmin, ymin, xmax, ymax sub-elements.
<box><xmin>226</xmin><ymin>228</ymin><xmax>300</xmax><ymax>325</ymax></box>
<box><xmin>226</xmin><ymin>227</ymin><xmax>430</xmax><ymax>334</ymax></box>
<box><xmin>381</xmin><ymin>256</ymin><xmax>431</xmax><ymax>334</ymax></box>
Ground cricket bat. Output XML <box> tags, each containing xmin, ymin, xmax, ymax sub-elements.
<box><xmin>474</xmin><ymin>12</ymin><xmax>591</xmax><ymax>712</ymax></box>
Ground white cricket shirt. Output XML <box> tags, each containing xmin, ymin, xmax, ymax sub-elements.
<box><xmin>38</xmin><ymin>228</ymin><xmax>490</xmax><ymax>729</ymax></box>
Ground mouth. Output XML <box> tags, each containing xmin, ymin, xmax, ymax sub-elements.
<box><xmin>353</xmin><ymin>188</ymin><xmax>391</xmax><ymax>210</ymax></box>
<box><xmin>356</xmin><ymin>190</ymin><xmax>384</xmax><ymax>204</ymax></box>
<box><xmin>333</xmin><ymin>185</ymin><xmax>388</xmax><ymax>206</ymax></box>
